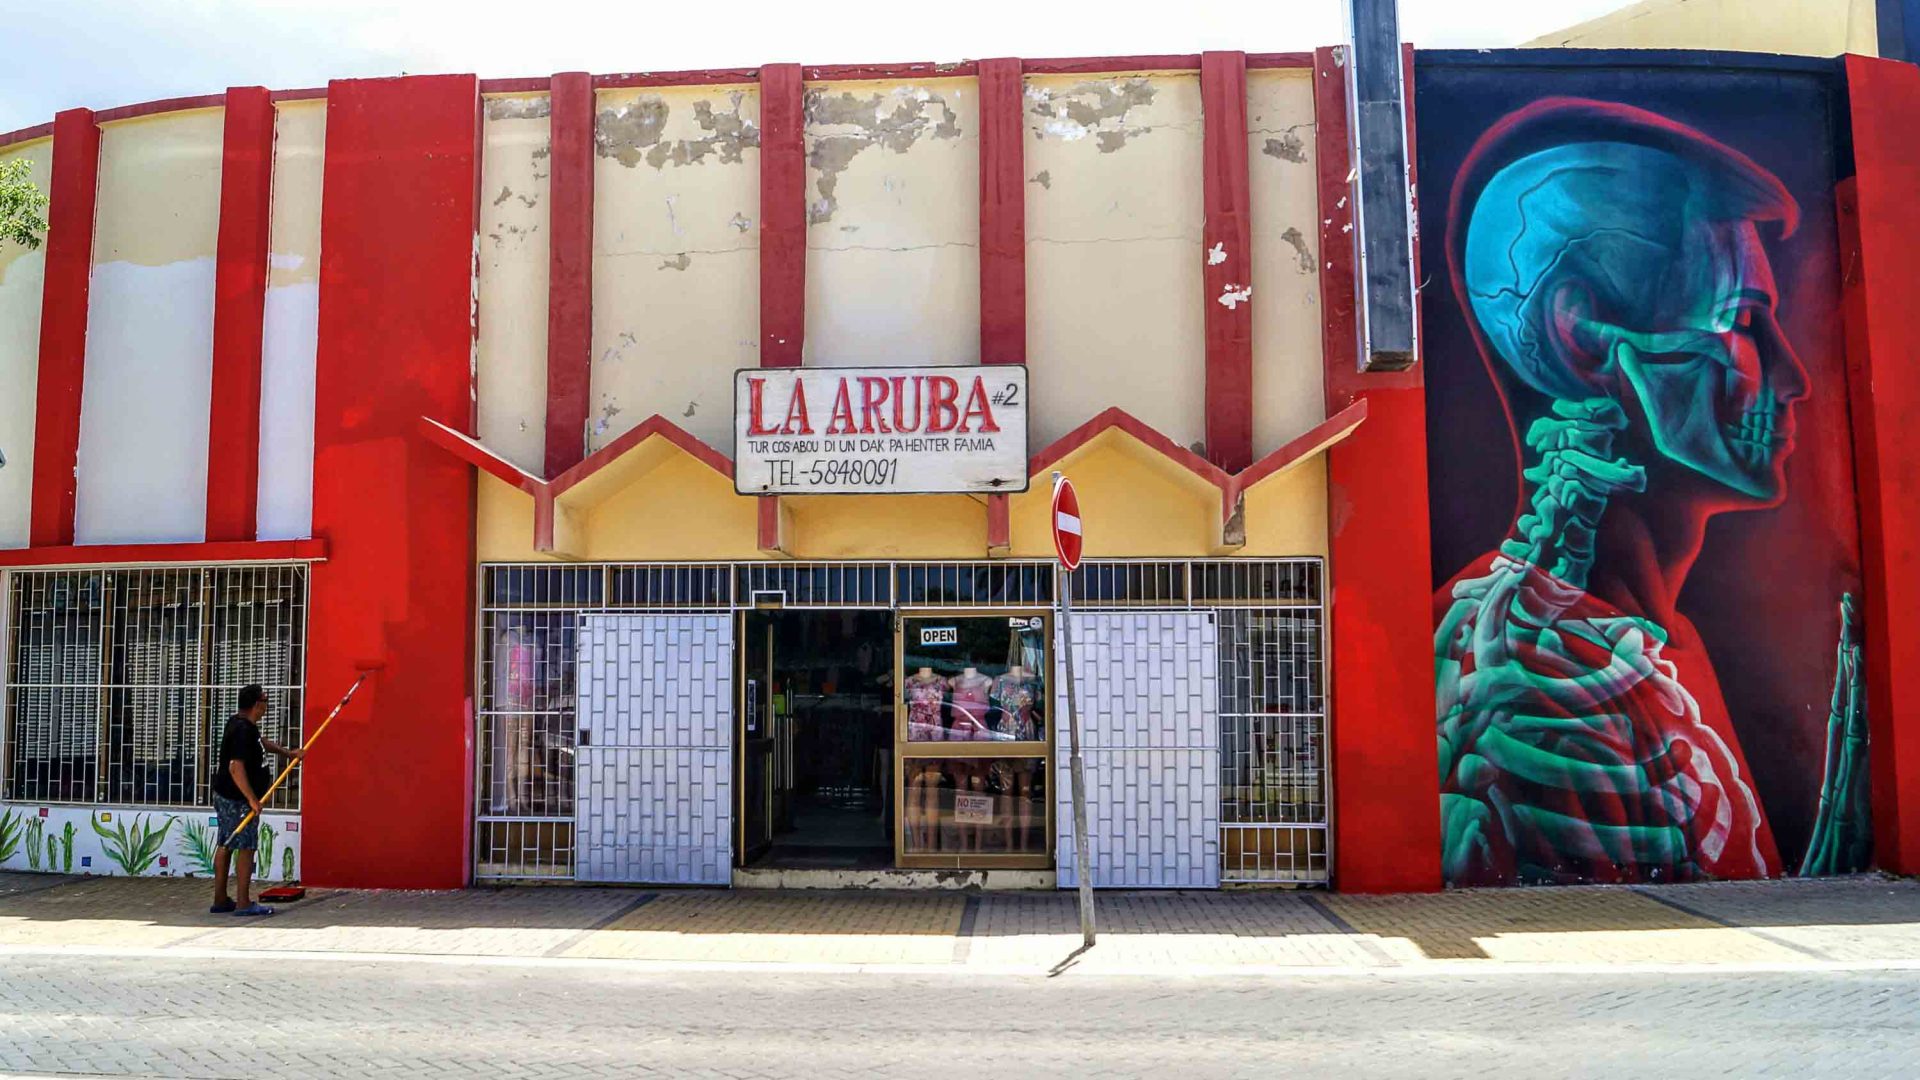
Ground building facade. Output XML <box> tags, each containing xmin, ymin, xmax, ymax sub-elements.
<box><xmin>1</xmin><ymin>45</ymin><xmax>1917</xmax><ymax>892</ymax></box>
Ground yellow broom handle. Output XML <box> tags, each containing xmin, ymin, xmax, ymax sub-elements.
<box><xmin>220</xmin><ymin>671</ymin><xmax>372</xmax><ymax>848</ymax></box>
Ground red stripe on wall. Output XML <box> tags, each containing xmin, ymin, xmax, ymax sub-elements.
<box><xmin>978</xmin><ymin>57</ymin><xmax>1026</xmax><ymax>366</ymax></box>
<box><xmin>1313</xmin><ymin>46</ymin><xmax>1440</xmax><ymax>893</ymax></box>
<box><xmin>760</xmin><ymin>63</ymin><xmax>806</xmax><ymax>369</ymax></box>
<box><xmin>1201</xmin><ymin>51</ymin><xmax>1253</xmax><ymax>474</ymax></box>
<box><xmin>28</xmin><ymin>108</ymin><xmax>100</xmax><ymax>549</ymax></box>
<box><xmin>546</xmin><ymin>71</ymin><xmax>595</xmax><ymax>479</ymax></box>
<box><xmin>204</xmin><ymin>87</ymin><xmax>275</xmax><ymax>542</ymax></box>
<box><xmin>304</xmin><ymin>75</ymin><xmax>481</xmax><ymax>890</ymax></box>
<box><xmin>1840</xmin><ymin>55</ymin><xmax>1920</xmax><ymax>876</ymax></box>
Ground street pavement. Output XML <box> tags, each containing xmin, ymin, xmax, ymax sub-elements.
<box><xmin>1</xmin><ymin>872</ymin><xmax>1918</xmax><ymax>1076</ymax></box>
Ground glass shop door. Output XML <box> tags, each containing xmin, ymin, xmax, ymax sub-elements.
<box><xmin>894</xmin><ymin>611</ymin><xmax>1053</xmax><ymax>870</ymax></box>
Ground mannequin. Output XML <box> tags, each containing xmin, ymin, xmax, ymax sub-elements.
<box><xmin>490</xmin><ymin>625</ymin><xmax>536</xmax><ymax>815</ymax></box>
<box><xmin>948</xmin><ymin>668</ymin><xmax>994</xmax><ymax>851</ymax></box>
<box><xmin>990</xmin><ymin>665</ymin><xmax>1041</xmax><ymax>851</ymax></box>
<box><xmin>990</xmin><ymin>666</ymin><xmax>1039</xmax><ymax>741</ymax></box>
<box><xmin>947</xmin><ymin>667</ymin><xmax>992</xmax><ymax>740</ymax></box>
<box><xmin>904</xmin><ymin>667</ymin><xmax>947</xmax><ymax>851</ymax></box>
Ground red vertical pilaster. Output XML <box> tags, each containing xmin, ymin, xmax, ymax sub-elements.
<box><xmin>304</xmin><ymin>75</ymin><xmax>480</xmax><ymax>889</ymax></box>
<box><xmin>1838</xmin><ymin>54</ymin><xmax>1920</xmax><ymax>876</ymax></box>
<box><xmin>1202</xmin><ymin>51</ymin><xmax>1253</xmax><ymax>474</ymax></box>
<box><xmin>759</xmin><ymin>63</ymin><xmax>806</xmax><ymax>368</ymax></box>
<box><xmin>28</xmin><ymin>108</ymin><xmax>100</xmax><ymax>548</ymax></box>
<box><xmin>545</xmin><ymin>71</ymin><xmax>595</xmax><ymax>479</ymax></box>
<box><xmin>1314</xmin><ymin>45</ymin><xmax>1441</xmax><ymax>893</ymax></box>
<box><xmin>979</xmin><ymin>57</ymin><xmax>1026</xmax><ymax>367</ymax></box>
<box><xmin>204</xmin><ymin>87</ymin><xmax>275</xmax><ymax>542</ymax></box>
<box><xmin>757</xmin><ymin>63</ymin><xmax>807</xmax><ymax>546</ymax></box>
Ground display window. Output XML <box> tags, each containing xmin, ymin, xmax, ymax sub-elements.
<box><xmin>896</xmin><ymin>612</ymin><xmax>1052</xmax><ymax>869</ymax></box>
<box><xmin>901</xmin><ymin>757</ymin><xmax>1047</xmax><ymax>856</ymax></box>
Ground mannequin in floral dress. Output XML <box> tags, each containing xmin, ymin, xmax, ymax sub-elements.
<box><xmin>990</xmin><ymin>665</ymin><xmax>1041</xmax><ymax>851</ymax></box>
<box><xmin>948</xmin><ymin>668</ymin><xmax>994</xmax><ymax>850</ymax></box>
<box><xmin>903</xmin><ymin>668</ymin><xmax>948</xmax><ymax>851</ymax></box>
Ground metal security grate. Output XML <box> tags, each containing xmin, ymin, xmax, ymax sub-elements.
<box><xmin>3</xmin><ymin>565</ymin><xmax>309</xmax><ymax>811</ymax></box>
<box><xmin>473</xmin><ymin>559</ymin><xmax>1326</xmax><ymax>884</ymax></box>
<box><xmin>1217</xmin><ymin>606</ymin><xmax>1327</xmax><ymax>883</ymax></box>
<box><xmin>1074</xmin><ymin>560</ymin><xmax>1328</xmax><ymax>885</ymax></box>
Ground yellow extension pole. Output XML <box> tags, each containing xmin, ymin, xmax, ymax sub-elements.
<box><xmin>219</xmin><ymin>670</ymin><xmax>374</xmax><ymax>849</ymax></box>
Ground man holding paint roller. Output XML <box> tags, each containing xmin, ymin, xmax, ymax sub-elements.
<box><xmin>210</xmin><ymin>685</ymin><xmax>302</xmax><ymax>916</ymax></box>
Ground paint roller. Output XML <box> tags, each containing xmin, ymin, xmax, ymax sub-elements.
<box><xmin>220</xmin><ymin>661</ymin><xmax>384</xmax><ymax>865</ymax></box>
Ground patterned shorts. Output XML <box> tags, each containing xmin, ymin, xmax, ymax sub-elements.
<box><xmin>213</xmin><ymin>793</ymin><xmax>259</xmax><ymax>851</ymax></box>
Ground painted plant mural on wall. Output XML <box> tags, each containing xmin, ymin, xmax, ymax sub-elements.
<box><xmin>1423</xmin><ymin>64</ymin><xmax>1870</xmax><ymax>887</ymax></box>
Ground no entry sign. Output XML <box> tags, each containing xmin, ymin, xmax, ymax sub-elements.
<box><xmin>1051</xmin><ymin>474</ymin><xmax>1083</xmax><ymax>571</ymax></box>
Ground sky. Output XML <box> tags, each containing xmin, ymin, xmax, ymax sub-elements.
<box><xmin>0</xmin><ymin>0</ymin><xmax>1630</xmax><ymax>132</ymax></box>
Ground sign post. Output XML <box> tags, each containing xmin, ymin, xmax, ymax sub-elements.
<box><xmin>1052</xmin><ymin>471</ymin><xmax>1095</xmax><ymax>948</ymax></box>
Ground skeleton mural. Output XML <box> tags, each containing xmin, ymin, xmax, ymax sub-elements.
<box><xmin>1426</xmin><ymin>93</ymin><xmax>1871</xmax><ymax>887</ymax></box>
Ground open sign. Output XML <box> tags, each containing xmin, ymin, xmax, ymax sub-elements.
<box><xmin>920</xmin><ymin>627</ymin><xmax>959</xmax><ymax>646</ymax></box>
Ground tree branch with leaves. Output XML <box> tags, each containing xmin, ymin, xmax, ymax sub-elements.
<box><xmin>1</xmin><ymin>158</ymin><xmax>50</xmax><ymax>250</ymax></box>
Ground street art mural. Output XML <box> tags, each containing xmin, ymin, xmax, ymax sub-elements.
<box><xmin>1422</xmin><ymin>61</ymin><xmax>1869</xmax><ymax>887</ymax></box>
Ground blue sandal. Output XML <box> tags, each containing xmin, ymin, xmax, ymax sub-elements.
<box><xmin>209</xmin><ymin>900</ymin><xmax>236</xmax><ymax>914</ymax></box>
<box><xmin>232</xmin><ymin>903</ymin><xmax>275</xmax><ymax>917</ymax></box>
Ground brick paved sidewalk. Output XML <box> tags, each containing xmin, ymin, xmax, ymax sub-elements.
<box><xmin>1</xmin><ymin>869</ymin><xmax>1915</xmax><ymax>974</ymax></box>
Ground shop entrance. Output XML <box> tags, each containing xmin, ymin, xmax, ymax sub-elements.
<box><xmin>738</xmin><ymin>611</ymin><xmax>894</xmax><ymax>869</ymax></box>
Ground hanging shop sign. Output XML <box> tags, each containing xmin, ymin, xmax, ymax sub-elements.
<box><xmin>734</xmin><ymin>365</ymin><xmax>1030</xmax><ymax>495</ymax></box>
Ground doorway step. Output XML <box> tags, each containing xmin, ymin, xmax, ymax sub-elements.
<box><xmin>731</xmin><ymin>867</ymin><xmax>1056</xmax><ymax>890</ymax></box>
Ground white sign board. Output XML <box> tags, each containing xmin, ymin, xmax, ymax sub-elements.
<box><xmin>955</xmin><ymin>793</ymin><xmax>996</xmax><ymax>825</ymax></box>
<box><xmin>734</xmin><ymin>366</ymin><xmax>1029</xmax><ymax>495</ymax></box>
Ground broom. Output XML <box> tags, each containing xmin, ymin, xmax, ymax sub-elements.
<box><xmin>221</xmin><ymin>665</ymin><xmax>381</xmax><ymax>897</ymax></box>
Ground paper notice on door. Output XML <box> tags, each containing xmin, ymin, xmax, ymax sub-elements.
<box><xmin>954</xmin><ymin>793</ymin><xmax>995</xmax><ymax>824</ymax></box>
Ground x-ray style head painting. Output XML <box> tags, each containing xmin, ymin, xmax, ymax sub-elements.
<box><xmin>1428</xmin><ymin>93</ymin><xmax>1868</xmax><ymax>887</ymax></box>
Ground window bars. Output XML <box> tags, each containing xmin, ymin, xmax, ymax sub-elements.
<box><xmin>3</xmin><ymin>565</ymin><xmax>309</xmax><ymax>811</ymax></box>
<box><xmin>476</xmin><ymin>559</ymin><xmax>1327</xmax><ymax>884</ymax></box>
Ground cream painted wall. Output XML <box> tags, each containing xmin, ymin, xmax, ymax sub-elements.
<box><xmin>591</xmin><ymin>83</ymin><xmax>761</xmax><ymax>456</ymax></box>
<box><xmin>802</xmin><ymin>78</ymin><xmax>981</xmax><ymax>368</ymax></box>
<box><xmin>1527</xmin><ymin>0</ymin><xmax>1879</xmax><ymax>54</ymax></box>
<box><xmin>0</xmin><ymin>138</ymin><xmax>51</xmax><ymax>550</ymax></box>
<box><xmin>1025</xmin><ymin>72</ymin><xmax>1207</xmax><ymax>456</ymax></box>
<box><xmin>1247</xmin><ymin>70</ymin><xmax>1327</xmax><ymax>459</ymax></box>
<box><xmin>477</xmin><ymin>94</ymin><xmax>552</xmax><ymax>475</ymax></box>
<box><xmin>75</xmin><ymin>109</ymin><xmax>223</xmax><ymax>545</ymax></box>
<box><xmin>258</xmin><ymin>99</ymin><xmax>325</xmax><ymax>541</ymax></box>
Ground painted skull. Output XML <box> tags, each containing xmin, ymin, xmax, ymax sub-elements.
<box><xmin>1462</xmin><ymin>131</ymin><xmax>1807</xmax><ymax>502</ymax></box>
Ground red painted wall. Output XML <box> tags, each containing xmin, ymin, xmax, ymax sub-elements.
<box><xmin>303</xmin><ymin>75</ymin><xmax>480</xmax><ymax>889</ymax></box>
<box><xmin>1840</xmin><ymin>54</ymin><xmax>1920</xmax><ymax>876</ymax></box>
<box><xmin>1315</xmin><ymin>47</ymin><xmax>1443</xmax><ymax>893</ymax></box>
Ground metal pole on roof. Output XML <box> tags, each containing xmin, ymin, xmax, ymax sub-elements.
<box><xmin>1345</xmin><ymin>0</ymin><xmax>1420</xmax><ymax>371</ymax></box>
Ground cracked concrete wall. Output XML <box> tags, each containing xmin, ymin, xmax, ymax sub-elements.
<box><xmin>477</xmin><ymin>93</ymin><xmax>552</xmax><ymax>475</ymax></box>
<box><xmin>1025</xmin><ymin>72</ymin><xmax>1205</xmax><ymax>453</ymax></box>
<box><xmin>76</xmin><ymin>109</ymin><xmax>225</xmax><ymax>544</ymax></box>
<box><xmin>592</xmin><ymin>84</ymin><xmax>760</xmax><ymax>453</ymax></box>
<box><xmin>1247</xmin><ymin>69</ymin><xmax>1327</xmax><ymax>462</ymax></box>
<box><xmin>802</xmin><ymin>77</ymin><xmax>980</xmax><ymax>367</ymax></box>
<box><xmin>258</xmin><ymin>99</ymin><xmax>325</xmax><ymax>540</ymax></box>
<box><xmin>0</xmin><ymin>136</ymin><xmax>51</xmax><ymax>549</ymax></box>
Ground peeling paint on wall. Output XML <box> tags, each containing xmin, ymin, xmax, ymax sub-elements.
<box><xmin>1025</xmin><ymin>78</ymin><xmax>1158</xmax><ymax>152</ymax></box>
<box><xmin>1029</xmin><ymin>169</ymin><xmax>1051</xmax><ymax>189</ymax></box>
<box><xmin>1279</xmin><ymin>226</ymin><xmax>1314</xmax><ymax>273</ymax></box>
<box><xmin>658</xmin><ymin>253</ymin><xmax>691</xmax><ymax>271</ymax></box>
<box><xmin>1216</xmin><ymin>283</ymin><xmax>1253</xmax><ymax>309</ymax></box>
<box><xmin>804</xmin><ymin>85</ymin><xmax>962</xmax><ymax>225</ymax></box>
<box><xmin>596</xmin><ymin>92</ymin><xmax>760</xmax><ymax>169</ymax></box>
<box><xmin>1262</xmin><ymin>132</ymin><xmax>1309</xmax><ymax>163</ymax></box>
<box><xmin>485</xmin><ymin>96</ymin><xmax>552</xmax><ymax>121</ymax></box>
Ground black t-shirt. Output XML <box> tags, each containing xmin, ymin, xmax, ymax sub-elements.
<box><xmin>212</xmin><ymin>714</ymin><xmax>270</xmax><ymax>802</ymax></box>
